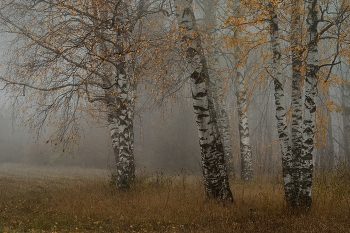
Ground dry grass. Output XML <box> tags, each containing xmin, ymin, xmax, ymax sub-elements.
<box><xmin>0</xmin><ymin>165</ymin><xmax>350</xmax><ymax>232</ymax></box>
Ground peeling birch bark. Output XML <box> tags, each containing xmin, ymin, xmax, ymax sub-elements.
<box><xmin>93</xmin><ymin>2</ymin><xmax>135</xmax><ymax>190</ymax></box>
<box><xmin>107</xmin><ymin>94</ymin><xmax>120</xmax><ymax>163</ymax></box>
<box><xmin>174</xmin><ymin>0</ymin><xmax>233</xmax><ymax>202</ymax></box>
<box><xmin>232</xmin><ymin>1</ymin><xmax>253</xmax><ymax>181</ymax></box>
<box><xmin>202</xmin><ymin>0</ymin><xmax>235</xmax><ymax>176</ymax></box>
<box><xmin>300</xmin><ymin>0</ymin><xmax>318</xmax><ymax>208</ymax></box>
<box><xmin>268</xmin><ymin>2</ymin><xmax>293</xmax><ymax>206</ymax></box>
<box><xmin>290</xmin><ymin>0</ymin><xmax>304</xmax><ymax>207</ymax></box>
<box><xmin>236</xmin><ymin>71</ymin><xmax>253</xmax><ymax>181</ymax></box>
<box><xmin>116</xmin><ymin>63</ymin><xmax>135</xmax><ymax>189</ymax></box>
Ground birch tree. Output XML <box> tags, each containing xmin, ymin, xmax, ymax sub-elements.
<box><xmin>221</xmin><ymin>0</ymin><xmax>350</xmax><ymax>209</ymax></box>
<box><xmin>174</xmin><ymin>0</ymin><xmax>233</xmax><ymax>202</ymax></box>
<box><xmin>0</xmin><ymin>0</ymin><xmax>169</xmax><ymax>189</ymax></box>
<box><xmin>298</xmin><ymin>0</ymin><xmax>318</xmax><ymax>208</ymax></box>
<box><xmin>90</xmin><ymin>0</ymin><xmax>137</xmax><ymax>189</ymax></box>
<box><xmin>288</xmin><ymin>0</ymin><xmax>305</xmax><ymax>207</ymax></box>
<box><xmin>267</xmin><ymin>1</ymin><xmax>293</xmax><ymax>204</ymax></box>
<box><xmin>198</xmin><ymin>0</ymin><xmax>235</xmax><ymax>175</ymax></box>
<box><xmin>232</xmin><ymin>0</ymin><xmax>253</xmax><ymax>181</ymax></box>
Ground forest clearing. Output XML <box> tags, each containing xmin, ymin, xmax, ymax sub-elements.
<box><xmin>1</xmin><ymin>0</ymin><xmax>350</xmax><ymax>231</ymax></box>
<box><xmin>0</xmin><ymin>164</ymin><xmax>349</xmax><ymax>233</ymax></box>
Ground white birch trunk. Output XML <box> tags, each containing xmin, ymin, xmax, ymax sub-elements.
<box><xmin>93</xmin><ymin>3</ymin><xmax>135</xmax><ymax>190</ymax></box>
<box><xmin>236</xmin><ymin>71</ymin><xmax>253</xmax><ymax>181</ymax></box>
<box><xmin>104</xmin><ymin>61</ymin><xmax>135</xmax><ymax>190</ymax></box>
<box><xmin>106</xmin><ymin>92</ymin><xmax>121</xmax><ymax>174</ymax></box>
<box><xmin>174</xmin><ymin>0</ymin><xmax>233</xmax><ymax>201</ymax></box>
<box><xmin>300</xmin><ymin>0</ymin><xmax>318</xmax><ymax>208</ymax></box>
<box><xmin>232</xmin><ymin>1</ymin><xmax>253</xmax><ymax>180</ymax></box>
<box><xmin>268</xmin><ymin>2</ymin><xmax>293</xmax><ymax>205</ymax></box>
<box><xmin>201</xmin><ymin>0</ymin><xmax>235</xmax><ymax>176</ymax></box>
<box><xmin>218</xmin><ymin>101</ymin><xmax>235</xmax><ymax>175</ymax></box>
<box><xmin>290</xmin><ymin>0</ymin><xmax>304</xmax><ymax>207</ymax></box>
<box><xmin>116</xmin><ymin>63</ymin><xmax>135</xmax><ymax>189</ymax></box>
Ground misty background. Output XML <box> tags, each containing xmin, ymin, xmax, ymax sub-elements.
<box><xmin>0</xmin><ymin>80</ymin><xmax>345</xmax><ymax>176</ymax></box>
<box><xmin>0</xmin><ymin>93</ymin><xmax>203</xmax><ymax>174</ymax></box>
<box><xmin>0</xmin><ymin>0</ymin><xmax>347</xmax><ymax>178</ymax></box>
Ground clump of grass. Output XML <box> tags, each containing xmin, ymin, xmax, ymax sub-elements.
<box><xmin>0</xmin><ymin>168</ymin><xmax>349</xmax><ymax>232</ymax></box>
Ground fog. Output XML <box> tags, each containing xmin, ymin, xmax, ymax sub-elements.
<box><xmin>0</xmin><ymin>0</ymin><xmax>348</xmax><ymax>180</ymax></box>
<box><xmin>0</xmin><ymin>96</ymin><xmax>202</xmax><ymax>175</ymax></box>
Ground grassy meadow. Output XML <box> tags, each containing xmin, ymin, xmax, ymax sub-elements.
<box><xmin>0</xmin><ymin>164</ymin><xmax>349</xmax><ymax>232</ymax></box>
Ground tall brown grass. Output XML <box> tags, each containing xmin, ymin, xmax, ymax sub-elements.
<box><xmin>0</xmin><ymin>166</ymin><xmax>349</xmax><ymax>232</ymax></box>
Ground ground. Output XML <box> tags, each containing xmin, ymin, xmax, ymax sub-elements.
<box><xmin>0</xmin><ymin>163</ymin><xmax>349</xmax><ymax>232</ymax></box>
